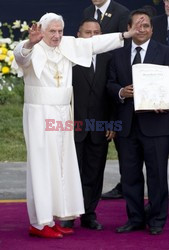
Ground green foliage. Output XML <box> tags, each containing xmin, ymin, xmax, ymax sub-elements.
<box><xmin>107</xmin><ymin>141</ymin><xmax>117</xmax><ymax>160</ymax></box>
<box><xmin>0</xmin><ymin>103</ymin><xmax>26</xmax><ymax>162</ymax></box>
<box><xmin>0</xmin><ymin>83</ymin><xmax>14</xmax><ymax>104</ymax></box>
<box><xmin>0</xmin><ymin>76</ymin><xmax>24</xmax><ymax>104</ymax></box>
<box><xmin>0</xmin><ymin>19</ymin><xmax>31</xmax><ymax>105</ymax></box>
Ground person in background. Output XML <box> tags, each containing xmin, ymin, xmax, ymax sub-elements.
<box><xmin>107</xmin><ymin>9</ymin><xmax>169</xmax><ymax>235</ymax></box>
<box><xmin>83</xmin><ymin>0</ymin><xmax>130</xmax><ymax>200</ymax></box>
<box><xmin>13</xmin><ymin>12</ymin><xmax>141</xmax><ymax>238</ymax></box>
<box><xmin>83</xmin><ymin>0</ymin><xmax>129</xmax><ymax>33</ymax></box>
<box><xmin>142</xmin><ymin>5</ymin><xmax>157</xmax><ymax>17</ymax></box>
<box><xmin>152</xmin><ymin>0</ymin><xmax>169</xmax><ymax>45</ymax></box>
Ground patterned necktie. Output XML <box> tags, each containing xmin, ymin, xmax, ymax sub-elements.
<box><xmin>97</xmin><ymin>9</ymin><xmax>102</xmax><ymax>23</ymax></box>
<box><xmin>132</xmin><ymin>47</ymin><xmax>142</xmax><ymax>65</ymax></box>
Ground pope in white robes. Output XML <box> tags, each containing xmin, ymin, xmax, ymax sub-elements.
<box><xmin>13</xmin><ymin>13</ymin><xmax>142</xmax><ymax>238</ymax></box>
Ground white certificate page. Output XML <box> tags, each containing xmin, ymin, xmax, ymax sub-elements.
<box><xmin>132</xmin><ymin>63</ymin><xmax>169</xmax><ymax>111</ymax></box>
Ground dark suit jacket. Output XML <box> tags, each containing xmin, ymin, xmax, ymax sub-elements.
<box><xmin>73</xmin><ymin>52</ymin><xmax>114</xmax><ymax>144</ymax></box>
<box><xmin>107</xmin><ymin>39</ymin><xmax>169</xmax><ymax>137</ymax></box>
<box><xmin>83</xmin><ymin>0</ymin><xmax>129</xmax><ymax>33</ymax></box>
<box><xmin>152</xmin><ymin>14</ymin><xmax>168</xmax><ymax>45</ymax></box>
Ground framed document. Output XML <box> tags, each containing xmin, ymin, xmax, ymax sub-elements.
<box><xmin>132</xmin><ymin>63</ymin><xmax>169</xmax><ymax>111</ymax></box>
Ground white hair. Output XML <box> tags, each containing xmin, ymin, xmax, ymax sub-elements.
<box><xmin>39</xmin><ymin>12</ymin><xmax>64</xmax><ymax>31</ymax></box>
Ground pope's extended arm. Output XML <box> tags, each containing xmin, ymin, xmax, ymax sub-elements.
<box><xmin>91</xmin><ymin>16</ymin><xmax>144</xmax><ymax>55</ymax></box>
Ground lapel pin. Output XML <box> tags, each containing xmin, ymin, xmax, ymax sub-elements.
<box><xmin>105</xmin><ymin>12</ymin><xmax>112</xmax><ymax>18</ymax></box>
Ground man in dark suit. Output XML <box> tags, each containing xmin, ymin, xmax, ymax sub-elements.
<box><xmin>83</xmin><ymin>0</ymin><xmax>130</xmax><ymax>199</ymax></box>
<box><xmin>61</xmin><ymin>18</ymin><xmax>115</xmax><ymax>230</ymax></box>
<box><xmin>152</xmin><ymin>0</ymin><xmax>169</xmax><ymax>45</ymax></box>
<box><xmin>83</xmin><ymin>0</ymin><xmax>129</xmax><ymax>33</ymax></box>
<box><xmin>107</xmin><ymin>9</ymin><xmax>169</xmax><ymax>235</ymax></box>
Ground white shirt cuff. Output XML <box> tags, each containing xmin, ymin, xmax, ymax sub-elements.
<box><xmin>119</xmin><ymin>88</ymin><xmax>125</xmax><ymax>102</ymax></box>
<box><xmin>22</xmin><ymin>47</ymin><xmax>32</xmax><ymax>56</ymax></box>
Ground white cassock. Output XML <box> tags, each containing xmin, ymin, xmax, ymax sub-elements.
<box><xmin>13</xmin><ymin>33</ymin><xmax>124</xmax><ymax>227</ymax></box>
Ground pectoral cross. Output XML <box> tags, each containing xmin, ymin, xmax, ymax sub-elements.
<box><xmin>54</xmin><ymin>71</ymin><xmax>63</xmax><ymax>87</ymax></box>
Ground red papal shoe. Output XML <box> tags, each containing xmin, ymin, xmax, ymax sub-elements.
<box><xmin>29</xmin><ymin>225</ymin><xmax>63</xmax><ymax>238</ymax></box>
<box><xmin>52</xmin><ymin>224</ymin><xmax>74</xmax><ymax>235</ymax></box>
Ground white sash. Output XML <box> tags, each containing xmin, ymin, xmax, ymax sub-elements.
<box><xmin>24</xmin><ymin>85</ymin><xmax>72</xmax><ymax>106</ymax></box>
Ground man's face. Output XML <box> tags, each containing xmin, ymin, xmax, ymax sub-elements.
<box><xmin>164</xmin><ymin>0</ymin><xmax>169</xmax><ymax>16</ymax></box>
<box><xmin>42</xmin><ymin>21</ymin><xmax>63</xmax><ymax>47</ymax></box>
<box><xmin>128</xmin><ymin>14</ymin><xmax>153</xmax><ymax>45</ymax></box>
<box><xmin>91</xmin><ymin>0</ymin><xmax>108</xmax><ymax>8</ymax></box>
<box><xmin>77</xmin><ymin>21</ymin><xmax>101</xmax><ymax>38</ymax></box>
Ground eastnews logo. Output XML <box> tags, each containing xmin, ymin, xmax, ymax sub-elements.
<box><xmin>45</xmin><ymin>119</ymin><xmax>122</xmax><ymax>131</ymax></box>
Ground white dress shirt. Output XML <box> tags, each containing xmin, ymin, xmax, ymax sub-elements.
<box><xmin>94</xmin><ymin>0</ymin><xmax>111</xmax><ymax>20</ymax></box>
<box><xmin>131</xmin><ymin>39</ymin><xmax>150</xmax><ymax>64</ymax></box>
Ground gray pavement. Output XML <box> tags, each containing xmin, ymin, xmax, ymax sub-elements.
<box><xmin>0</xmin><ymin>160</ymin><xmax>154</xmax><ymax>200</ymax></box>
<box><xmin>0</xmin><ymin>162</ymin><xmax>26</xmax><ymax>199</ymax></box>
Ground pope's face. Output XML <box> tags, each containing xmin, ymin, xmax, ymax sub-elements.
<box><xmin>77</xmin><ymin>21</ymin><xmax>101</xmax><ymax>38</ymax></box>
<box><xmin>91</xmin><ymin>0</ymin><xmax>108</xmax><ymax>8</ymax></box>
<box><xmin>42</xmin><ymin>21</ymin><xmax>63</xmax><ymax>47</ymax></box>
<box><xmin>128</xmin><ymin>14</ymin><xmax>153</xmax><ymax>45</ymax></box>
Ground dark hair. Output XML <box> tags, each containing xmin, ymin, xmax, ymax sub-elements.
<box><xmin>78</xmin><ymin>17</ymin><xmax>101</xmax><ymax>30</ymax></box>
<box><xmin>128</xmin><ymin>9</ymin><xmax>153</xmax><ymax>27</ymax></box>
<box><xmin>142</xmin><ymin>5</ymin><xmax>157</xmax><ymax>17</ymax></box>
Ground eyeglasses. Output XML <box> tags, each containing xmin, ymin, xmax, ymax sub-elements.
<box><xmin>164</xmin><ymin>0</ymin><xmax>169</xmax><ymax>3</ymax></box>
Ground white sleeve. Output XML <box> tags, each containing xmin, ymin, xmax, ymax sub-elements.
<box><xmin>22</xmin><ymin>47</ymin><xmax>33</xmax><ymax>56</ymax></box>
<box><xmin>13</xmin><ymin>40</ymin><xmax>32</xmax><ymax>67</ymax></box>
<box><xmin>60</xmin><ymin>34</ymin><xmax>124</xmax><ymax>68</ymax></box>
<box><xmin>91</xmin><ymin>33</ymin><xmax>124</xmax><ymax>55</ymax></box>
